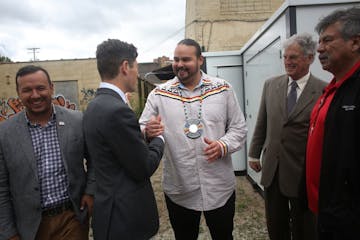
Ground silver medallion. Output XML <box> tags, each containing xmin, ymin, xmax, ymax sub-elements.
<box><xmin>184</xmin><ymin>119</ymin><xmax>203</xmax><ymax>139</ymax></box>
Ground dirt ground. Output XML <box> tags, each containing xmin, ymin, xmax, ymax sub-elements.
<box><xmin>89</xmin><ymin>164</ymin><xmax>268</xmax><ymax>240</ymax></box>
<box><xmin>151</xmin><ymin>164</ymin><xmax>269</xmax><ymax>240</ymax></box>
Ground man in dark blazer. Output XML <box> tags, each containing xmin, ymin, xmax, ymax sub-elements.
<box><xmin>0</xmin><ymin>65</ymin><xmax>95</xmax><ymax>240</ymax></box>
<box><xmin>83</xmin><ymin>39</ymin><xmax>165</xmax><ymax>240</ymax></box>
<box><xmin>248</xmin><ymin>33</ymin><xmax>327</xmax><ymax>240</ymax></box>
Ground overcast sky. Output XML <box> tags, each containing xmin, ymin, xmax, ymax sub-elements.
<box><xmin>0</xmin><ymin>0</ymin><xmax>186</xmax><ymax>63</ymax></box>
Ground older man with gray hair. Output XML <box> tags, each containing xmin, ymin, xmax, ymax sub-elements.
<box><xmin>248</xmin><ymin>33</ymin><xmax>327</xmax><ymax>240</ymax></box>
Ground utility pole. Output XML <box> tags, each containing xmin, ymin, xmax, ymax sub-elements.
<box><xmin>27</xmin><ymin>47</ymin><xmax>40</xmax><ymax>61</ymax></box>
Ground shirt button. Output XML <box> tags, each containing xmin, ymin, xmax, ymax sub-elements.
<box><xmin>34</xmin><ymin>187</ymin><xmax>39</xmax><ymax>191</ymax></box>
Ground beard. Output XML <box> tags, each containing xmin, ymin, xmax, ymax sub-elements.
<box><xmin>174</xmin><ymin>65</ymin><xmax>199</xmax><ymax>83</ymax></box>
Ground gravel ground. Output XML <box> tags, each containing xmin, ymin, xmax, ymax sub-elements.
<box><xmin>151</xmin><ymin>164</ymin><xmax>269</xmax><ymax>240</ymax></box>
<box><xmin>90</xmin><ymin>164</ymin><xmax>268</xmax><ymax>240</ymax></box>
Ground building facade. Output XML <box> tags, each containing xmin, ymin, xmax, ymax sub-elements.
<box><xmin>185</xmin><ymin>0</ymin><xmax>284</xmax><ymax>51</ymax></box>
<box><xmin>0</xmin><ymin>59</ymin><xmax>161</xmax><ymax>121</ymax></box>
<box><xmin>0</xmin><ymin>59</ymin><xmax>99</xmax><ymax>118</ymax></box>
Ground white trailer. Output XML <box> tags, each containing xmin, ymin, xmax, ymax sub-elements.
<box><xmin>203</xmin><ymin>0</ymin><xmax>360</xmax><ymax>188</ymax></box>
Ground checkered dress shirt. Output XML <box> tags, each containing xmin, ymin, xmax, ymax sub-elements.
<box><xmin>26</xmin><ymin>111</ymin><xmax>69</xmax><ymax>208</ymax></box>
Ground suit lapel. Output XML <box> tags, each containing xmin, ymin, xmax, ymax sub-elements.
<box><xmin>55</xmin><ymin>106</ymin><xmax>69</xmax><ymax>169</ymax></box>
<box><xmin>276</xmin><ymin>76</ymin><xmax>289</xmax><ymax>118</ymax></box>
<box><xmin>15</xmin><ymin>111</ymin><xmax>39</xmax><ymax>181</ymax></box>
<box><xmin>288</xmin><ymin>75</ymin><xmax>317</xmax><ymax>120</ymax></box>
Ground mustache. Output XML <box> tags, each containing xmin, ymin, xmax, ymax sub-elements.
<box><xmin>175</xmin><ymin>67</ymin><xmax>187</xmax><ymax>71</ymax></box>
<box><xmin>318</xmin><ymin>53</ymin><xmax>329</xmax><ymax>60</ymax></box>
<box><xmin>30</xmin><ymin>97</ymin><xmax>44</xmax><ymax>101</ymax></box>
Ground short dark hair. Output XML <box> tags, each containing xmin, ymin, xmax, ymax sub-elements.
<box><xmin>177</xmin><ymin>38</ymin><xmax>202</xmax><ymax>58</ymax></box>
<box><xmin>15</xmin><ymin>65</ymin><xmax>51</xmax><ymax>90</ymax></box>
<box><xmin>315</xmin><ymin>7</ymin><xmax>360</xmax><ymax>40</ymax></box>
<box><xmin>96</xmin><ymin>39</ymin><xmax>138</xmax><ymax>80</ymax></box>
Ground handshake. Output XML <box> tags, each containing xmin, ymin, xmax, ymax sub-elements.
<box><xmin>144</xmin><ymin>115</ymin><xmax>164</xmax><ymax>141</ymax></box>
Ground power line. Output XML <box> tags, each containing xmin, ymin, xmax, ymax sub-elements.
<box><xmin>27</xmin><ymin>47</ymin><xmax>40</xmax><ymax>61</ymax></box>
<box><xmin>142</xmin><ymin>21</ymin><xmax>195</xmax><ymax>54</ymax></box>
<box><xmin>142</xmin><ymin>16</ymin><xmax>266</xmax><ymax>56</ymax></box>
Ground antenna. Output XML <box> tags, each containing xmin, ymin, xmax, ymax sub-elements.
<box><xmin>27</xmin><ymin>47</ymin><xmax>40</xmax><ymax>61</ymax></box>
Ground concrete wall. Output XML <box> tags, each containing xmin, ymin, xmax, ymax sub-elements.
<box><xmin>0</xmin><ymin>59</ymin><xmax>100</xmax><ymax>120</ymax></box>
<box><xmin>0</xmin><ymin>59</ymin><xmax>161</xmax><ymax>121</ymax></box>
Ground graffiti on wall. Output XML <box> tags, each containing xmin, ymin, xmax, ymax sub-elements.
<box><xmin>53</xmin><ymin>95</ymin><xmax>76</xmax><ymax>110</ymax></box>
<box><xmin>80</xmin><ymin>88</ymin><xmax>96</xmax><ymax>107</ymax></box>
<box><xmin>0</xmin><ymin>95</ymin><xmax>76</xmax><ymax>122</ymax></box>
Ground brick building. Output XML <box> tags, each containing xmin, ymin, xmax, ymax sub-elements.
<box><xmin>185</xmin><ymin>0</ymin><xmax>284</xmax><ymax>51</ymax></box>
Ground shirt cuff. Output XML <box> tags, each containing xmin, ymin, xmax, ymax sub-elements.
<box><xmin>248</xmin><ymin>157</ymin><xmax>260</xmax><ymax>162</ymax></box>
<box><xmin>156</xmin><ymin>135</ymin><xmax>165</xmax><ymax>143</ymax></box>
<box><xmin>216</xmin><ymin>140</ymin><xmax>228</xmax><ymax>157</ymax></box>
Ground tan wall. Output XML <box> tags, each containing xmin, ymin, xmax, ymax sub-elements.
<box><xmin>0</xmin><ymin>59</ymin><xmax>100</xmax><ymax>117</ymax></box>
<box><xmin>185</xmin><ymin>0</ymin><xmax>284</xmax><ymax>51</ymax></box>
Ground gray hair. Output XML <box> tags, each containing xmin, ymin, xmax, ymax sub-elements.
<box><xmin>283</xmin><ymin>33</ymin><xmax>317</xmax><ymax>56</ymax></box>
<box><xmin>315</xmin><ymin>7</ymin><xmax>360</xmax><ymax>40</ymax></box>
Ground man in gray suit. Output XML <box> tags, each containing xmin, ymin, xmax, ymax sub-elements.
<box><xmin>83</xmin><ymin>39</ymin><xmax>164</xmax><ymax>240</ymax></box>
<box><xmin>248</xmin><ymin>33</ymin><xmax>327</xmax><ymax>240</ymax></box>
<box><xmin>0</xmin><ymin>65</ymin><xmax>95</xmax><ymax>240</ymax></box>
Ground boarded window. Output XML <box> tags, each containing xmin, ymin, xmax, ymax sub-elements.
<box><xmin>53</xmin><ymin>80</ymin><xmax>79</xmax><ymax>108</ymax></box>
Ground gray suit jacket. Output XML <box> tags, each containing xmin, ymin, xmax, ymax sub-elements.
<box><xmin>83</xmin><ymin>88</ymin><xmax>164</xmax><ymax>240</ymax></box>
<box><xmin>248</xmin><ymin>74</ymin><xmax>326</xmax><ymax>197</ymax></box>
<box><xmin>0</xmin><ymin>105</ymin><xmax>95</xmax><ymax>240</ymax></box>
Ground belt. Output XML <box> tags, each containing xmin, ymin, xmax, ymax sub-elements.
<box><xmin>42</xmin><ymin>201</ymin><xmax>73</xmax><ymax>217</ymax></box>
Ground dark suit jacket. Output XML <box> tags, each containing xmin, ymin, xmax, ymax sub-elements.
<box><xmin>83</xmin><ymin>88</ymin><xmax>164</xmax><ymax>240</ymax></box>
<box><xmin>0</xmin><ymin>105</ymin><xmax>95</xmax><ymax>240</ymax></box>
<box><xmin>248</xmin><ymin>74</ymin><xmax>326</xmax><ymax>197</ymax></box>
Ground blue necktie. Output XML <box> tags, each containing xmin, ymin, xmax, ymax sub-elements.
<box><xmin>287</xmin><ymin>81</ymin><xmax>297</xmax><ymax>114</ymax></box>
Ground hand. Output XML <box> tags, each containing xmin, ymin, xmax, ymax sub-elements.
<box><xmin>203</xmin><ymin>137</ymin><xmax>222</xmax><ymax>162</ymax></box>
<box><xmin>125</xmin><ymin>92</ymin><xmax>133</xmax><ymax>108</ymax></box>
<box><xmin>145</xmin><ymin>115</ymin><xmax>164</xmax><ymax>140</ymax></box>
<box><xmin>80</xmin><ymin>194</ymin><xmax>94</xmax><ymax>217</ymax></box>
<box><xmin>249</xmin><ymin>161</ymin><xmax>262</xmax><ymax>172</ymax></box>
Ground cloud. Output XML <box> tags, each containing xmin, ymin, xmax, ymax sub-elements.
<box><xmin>0</xmin><ymin>0</ymin><xmax>185</xmax><ymax>62</ymax></box>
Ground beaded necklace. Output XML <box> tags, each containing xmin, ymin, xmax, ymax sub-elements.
<box><xmin>178</xmin><ymin>85</ymin><xmax>204</xmax><ymax>139</ymax></box>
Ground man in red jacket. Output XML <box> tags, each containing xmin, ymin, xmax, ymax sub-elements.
<box><xmin>306</xmin><ymin>7</ymin><xmax>360</xmax><ymax>240</ymax></box>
